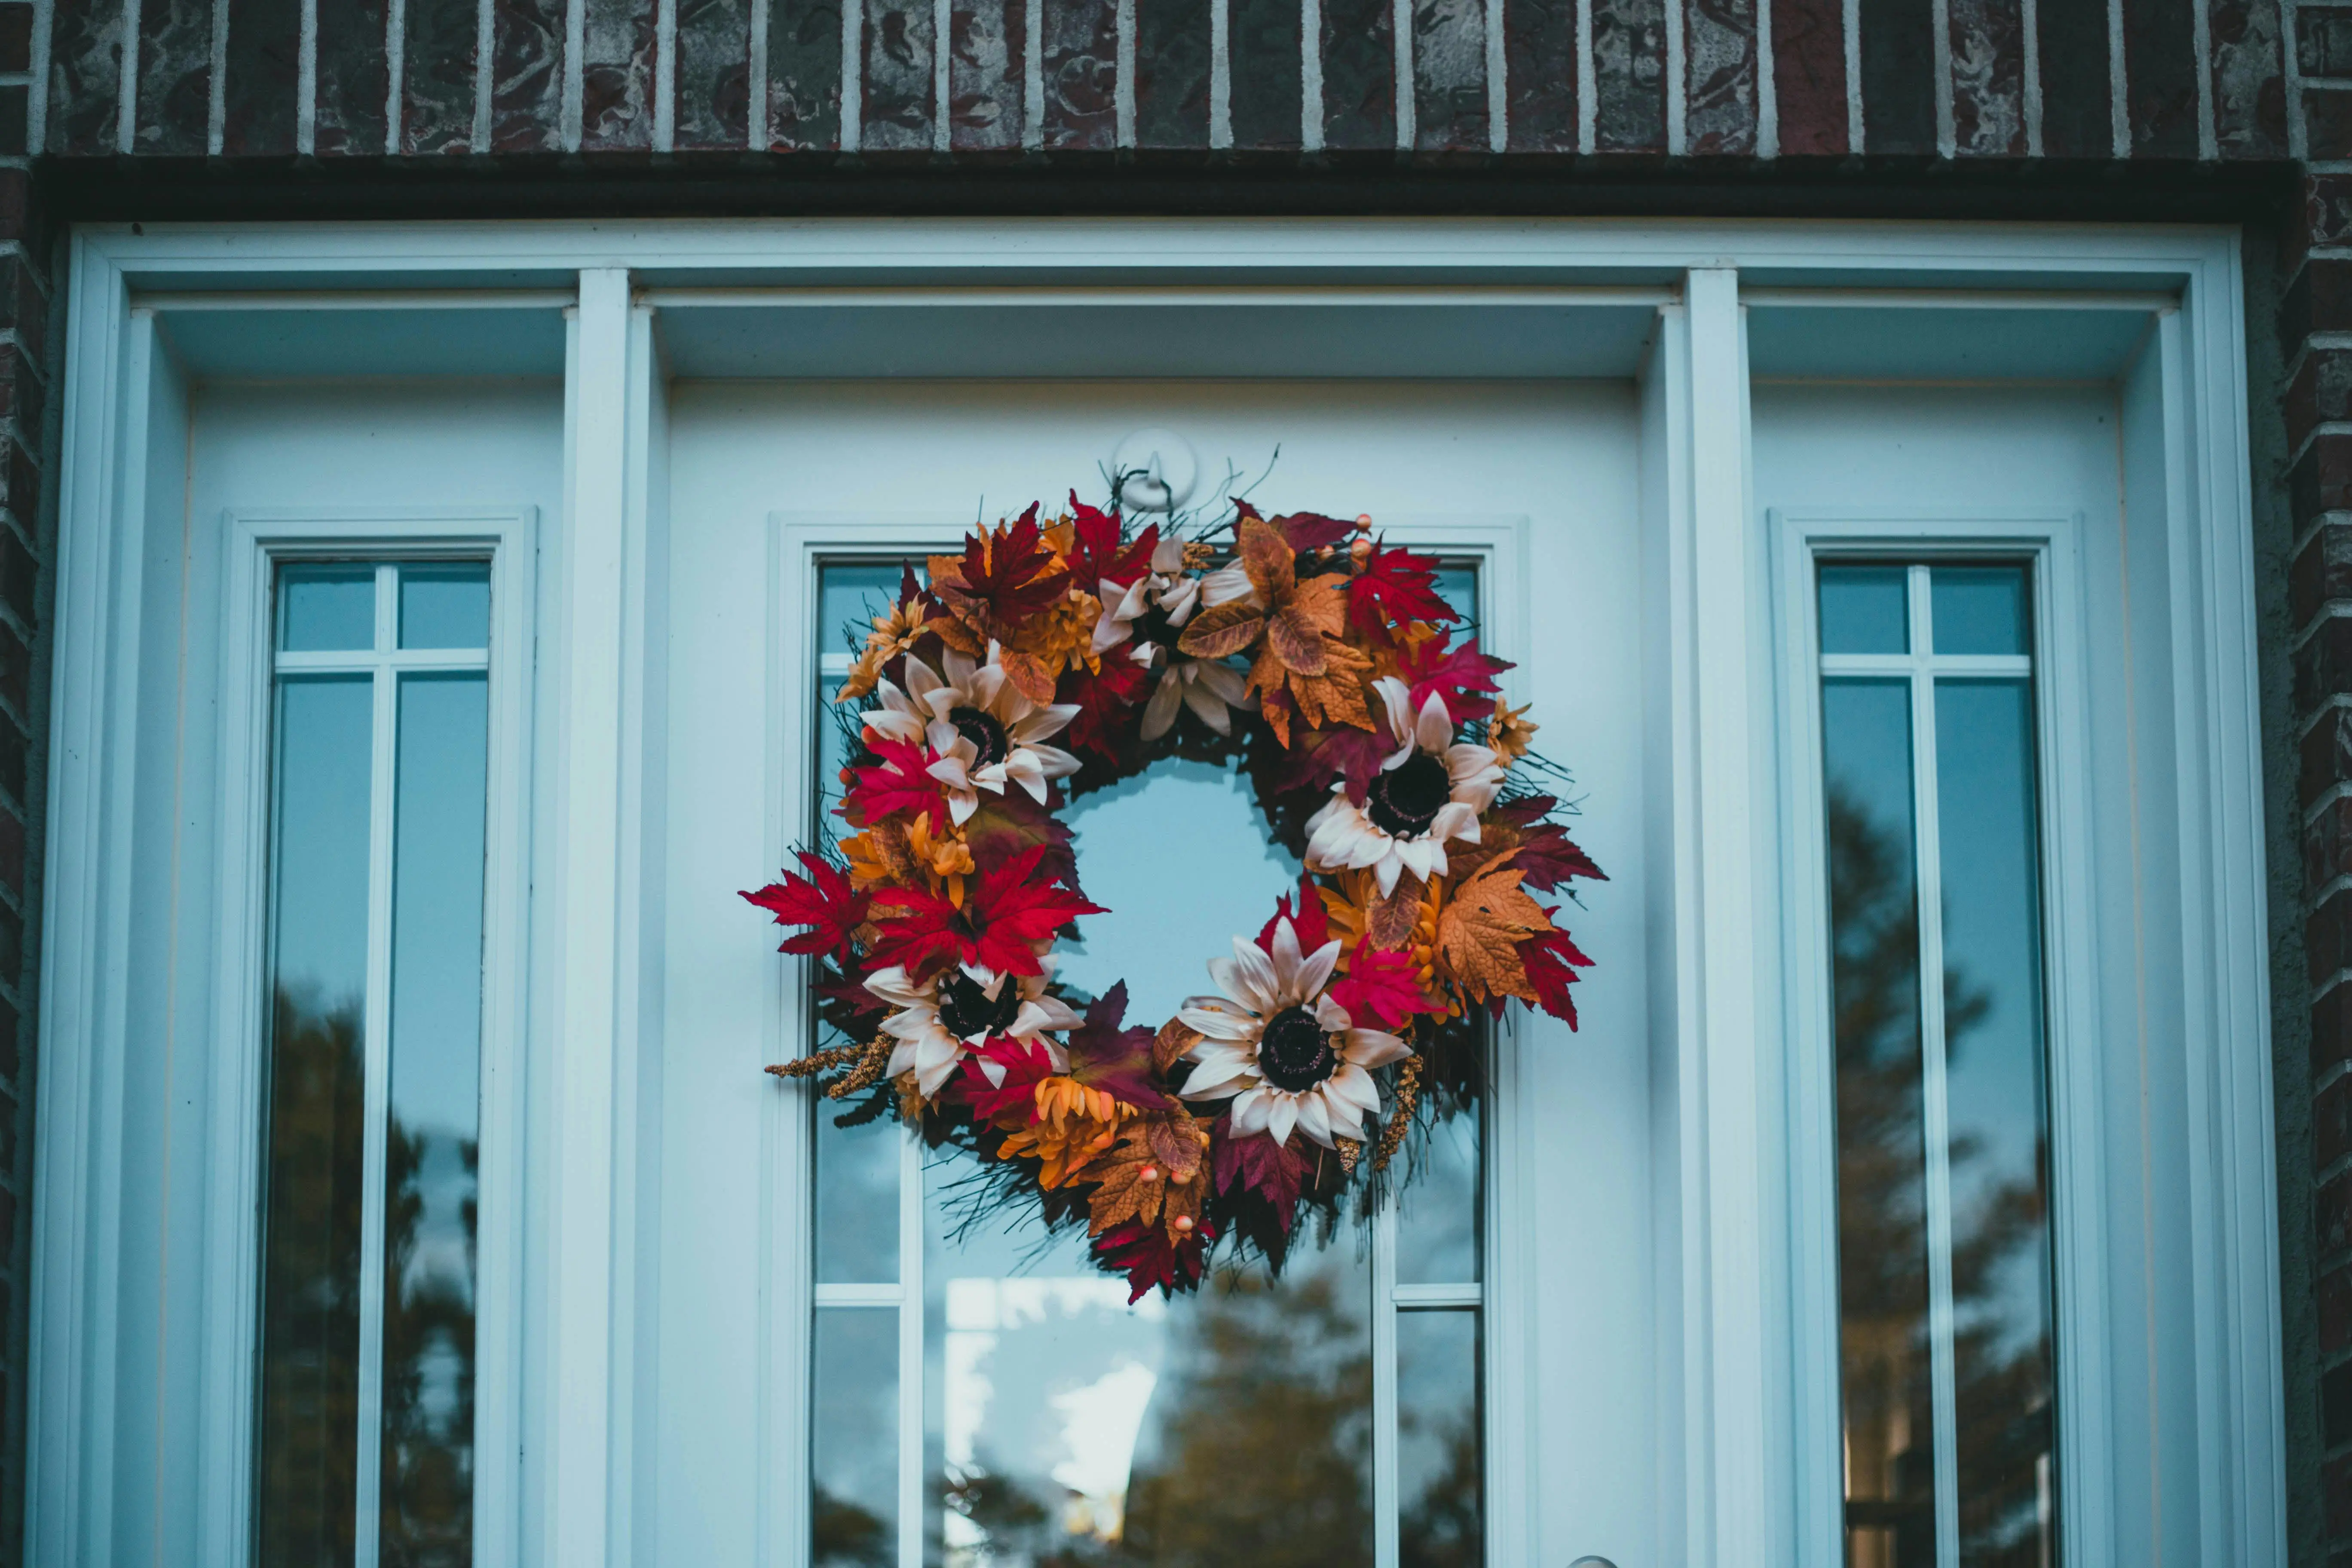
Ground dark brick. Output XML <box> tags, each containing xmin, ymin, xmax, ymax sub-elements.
<box><xmin>1231</xmin><ymin>0</ymin><xmax>1303</xmax><ymax>147</ymax></box>
<box><xmin>679</xmin><ymin>0</ymin><xmax>755</xmax><ymax>148</ymax></box>
<box><xmin>950</xmin><ymin>0</ymin><xmax>1026</xmax><ymax>149</ymax></box>
<box><xmin>2331</xmin><ymin>1362</ymin><xmax>2352</xmax><ymax>1448</ymax></box>
<box><xmin>2310</xmin><ymin>792</ymin><xmax>2352</xmax><ymax>891</ymax></box>
<box><xmin>1504</xmin><ymin>0</ymin><xmax>1577</xmax><ymax>152</ymax></box>
<box><xmin>2323</xmin><ymin>1166</ymin><xmax>2352</xmax><ymax>1256</ymax></box>
<box><xmin>1593</xmin><ymin>0</ymin><xmax>1666</xmax><ymax>149</ymax></box>
<box><xmin>223</xmin><ymin>0</ymin><xmax>301</xmax><ymax>155</ymax></box>
<box><xmin>2328</xmin><ymin>1263</ymin><xmax>2352</xmax><ymax>1354</ymax></box>
<box><xmin>2330</xmin><ymin>1449</ymin><xmax>2352</xmax><ymax>1537</ymax></box>
<box><xmin>863</xmin><ymin>0</ymin><xmax>937</xmax><ymax>149</ymax></box>
<box><xmin>0</xmin><ymin>87</ymin><xmax>29</xmax><ymax>159</ymax></box>
<box><xmin>1684</xmin><ymin>0</ymin><xmax>1757</xmax><ymax>153</ymax></box>
<box><xmin>2294</xmin><ymin>436</ymin><xmax>2352</xmax><ymax>526</ymax></box>
<box><xmin>0</xmin><ymin>6</ymin><xmax>31</xmax><ymax>74</ymax></box>
<box><xmin>2318</xmin><ymin>979</ymin><xmax>2352</xmax><ymax>1078</ymax></box>
<box><xmin>0</xmin><ymin>532</ymin><xmax>31</xmax><ymax>630</ymax></box>
<box><xmin>2212</xmin><ymin>0</ymin><xmax>2288</xmax><ymax>156</ymax></box>
<box><xmin>1947</xmin><ymin>0</ymin><xmax>2026</xmax><ymax>153</ymax></box>
<box><xmin>134</xmin><ymin>0</ymin><xmax>215</xmax><ymax>154</ymax></box>
<box><xmin>0</xmin><ymin>993</ymin><xmax>18</xmax><ymax>1083</ymax></box>
<box><xmin>1858</xmin><ymin>0</ymin><xmax>1933</xmax><ymax>152</ymax></box>
<box><xmin>1041</xmin><ymin>0</ymin><xmax>1116</xmax><ymax>150</ymax></box>
<box><xmin>1414</xmin><ymin>0</ymin><xmax>1488</xmax><ymax>149</ymax></box>
<box><xmin>2315</xmin><ymin>87</ymin><xmax>2352</xmax><ymax>162</ymax></box>
<box><xmin>2325</xmin><ymin>1072</ymin><xmax>2352</xmax><ymax>1170</ymax></box>
<box><xmin>2121</xmin><ymin>0</ymin><xmax>2198</xmax><ymax>156</ymax></box>
<box><xmin>2294</xmin><ymin>526</ymin><xmax>2352</xmax><ymax>628</ymax></box>
<box><xmin>314</xmin><ymin>0</ymin><xmax>392</xmax><ymax>154</ymax></box>
<box><xmin>1770</xmin><ymin>0</ymin><xmax>1844</xmax><ymax>152</ymax></box>
<box><xmin>0</xmin><ymin>619</ymin><xmax>29</xmax><ymax>718</ymax></box>
<box><xmin>582</xmin><ymin>0</ymin><xmax>659</xmax><ymax>150</ymax></box>
<box><xmin>2306</xmin><ymin>5</ymin><xmax>2352</xmax><ymax>76</ymax></box>
<box><xmin>0</xmin><ymin>257</ymin><xmax>46</xmax><ymax>371</ymax></box>
<box><xmin>1322</xmin><ymin>0</ymin><xmax>1394</xmax><ymax>148</ymax></box>
<box><xmin>0</xmin><ymin>810</ymin><xmax>21</xmax><ymax>900</ymax></box>
<box><xmin>492</xmin><ymin>0</ymin><xmax>567</xmax><ymax>151</ymax></box>
<box><xmin>2315</xmin><ymin>883</ymin><xmax>2352</xmax><ymax>988</ymax></box>
<box><xmin>2290</xmin><ymin>346</ymin><xmax>2352</xmax><ymax>449</ymax></box>
<box><xmin>47</xmin><ymin>0</ymin><xmax>125</xmax><ymax>155</ymax></box>
<box><xmin>2037</xmin><ymin>0</ymin><xmax>2113</xmax><ymax>156</ymax></box>
<box><xmin>0</xmin><ymin>441</ymin><xmax>37</xmax><ymax>542</ymax></box>
<box><xmin>2278</xmin><ymin>255</ymin><xmax>2352</xmax><ymax>358</ymax></box>
<box><xmin>768</xmin><ymin>0</ymin><xmax>844</xmax><ymax>147</ymax></box>
<box><xmin>1133</xmin><ymin>0</ymin><xmax>1211</xmax><ymax>147</ymax></box>
<box><xmin>0</xmin><ymin>723</ymin><xmax>24</xmax><ymax>815</ymax></box>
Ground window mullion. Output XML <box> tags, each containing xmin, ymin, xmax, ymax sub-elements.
<box><xmin>352</xmin><ymin>568</ymin><xmax>401</xmax><ymax>1568</ymax></box>
<box><xmin>898</xmin><ymin>1127</ymin><xmax>924</xmax><ymax>1568</ymax></box>
<box><xmin>1905</xmin><ymin>564</ymin><xmax>1963</xmax><ymax>1568</ymax></box>
<box><xmin>1373</xmin><ymin>1195</ymin><xmax>1400</xmax><ymax>1568</ymax></box>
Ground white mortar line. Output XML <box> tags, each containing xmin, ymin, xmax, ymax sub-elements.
<box><xmin>1664</xmin><ymin>0</ymin><xmax>1683</xmax><ymax>151</ymax></box>
<box><xmin>2193</xmin><ymin>0</ymin><xmax>2214</xmax><ymax>159</ymax></box>
<box><xmin>842</xmin><ymin>0</ymin><xmax>866</xmax><ymax>149</ymax></box>
<box><xmin>931</xmin><ymin>0</ymin><xmax>949</xmax><ymax>149</ymax></box>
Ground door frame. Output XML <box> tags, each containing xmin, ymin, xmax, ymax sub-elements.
<box><xmin>32</xmin><ymin>220</ymin><xmax>2273</xmax><ymax>1568</ymax></box>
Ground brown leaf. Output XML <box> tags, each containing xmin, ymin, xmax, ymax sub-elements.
<box><xmin>1239</xmin><ymin>516</ymin><xmax>1296</xmax><ymax>603</ymax></box>
<box><xmin>998</xmin><ymin>647</ymin><xmax>1061</xmax><ymax>706</ymax></box>
<box><xmin>1266</xmin><ymin>605</ymin><xmax>1330</xmax><ymax>674</ymax></box>
<box><xmin>1367</xmin><ymin>871</ymin><xmax>1424</xmax><ymax>950</ymax></box>
<box><xmin>1290</xmin><ymin>575</ymin><xmax>1351</xmax><ymax>638</ymax></box>
<box><xmin>1077</xmin><ymin>1112</ymin><xmax>1211</xmax><ymax>1235</ymax></box>
<box><xmin>1153</xmin><ymin>1017</ymin><xmax>1202</xmax><ymax>1074</ymax></box>
<box><xmin>1177</xmin><ymin>601</ymin><xmax>1266</xmax><ymax>658</ymax></box>
<box><xmin>1435</xmin><ymin>861</ymin><xmax>1547</xmax><ymax>1003</ymax></box>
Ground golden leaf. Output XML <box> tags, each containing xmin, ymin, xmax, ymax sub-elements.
<box><xmin>1265</xmin><ymin>604</ymin><xmax>1330</xmax><ymax>674</ymax></box>
<box><xmin>998</xmin><ymin>647</ymin><xmax>1062</xmax><ymax>706</ymax></box>
<box><xmin>1367</xmin><ymin>870</ymin><xmax>1424</xmax><ymax>950</ymax></box>
<box><xmin>1290</xmin><ymin>575</ymin><xmax>1350</xmax><ymax>638</ymax></box>
<box><xmin>1434</xmin><ymin>860</ymin><xmax>1547</xmax><ymax>1003</ymax></box>
<box><xmin>1077</xmin><ymin>1112</ymin><xmax>1211</xmax><ymax>1235</ymax></box>
<box><xmin>1177</xmin><ymin>601</ymin><xmax>1265</xmax><ymax>658</ymax></box>
<box><xmin>1153</xmin><ymin>1017</ymin><xmax>1202</xmax><ymax>1074</ymax></box>
<box><xmin>1239</xmin><ymin>517</ymin><xmax>1296</xmax><ymax>603</ymax></box>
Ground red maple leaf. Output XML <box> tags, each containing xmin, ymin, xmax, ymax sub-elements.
<box><xmin>942</xmin><ymin>507</ymin><xmax>1067</xmax><ymax>629</ymax></box>
<box><xmin>960</xmin><ymin>1038</ymin><xmax>1058</xmax><ymax>1122</ymax></box>
<box><xmin>1211</xmin><ymin>1119</ymin><xmax>1311</xmax><ymax>1229</ymax></box>
<box><xmin>1063</xmin><ymin>492</ymin><xmax>1159</xmax><ymax>590</ymax></box>
<box><xmin>1348</xmin><ymin>541</ymin><xmax>1459</xmax><ymax>640</ymax></box>
<box><xmin>1255</xmin><ymin>876</ymin><xmax>1333</xmax><ymax>955</ymax></box>
<box><xmin>1270</xmin><ymin>509</ymin><xmax>1357</xmax><ymax>553</ymax></box>
<box><xmin>1328</xmin><ymin>945</ymin><xmax>1430</xmax><ymax>1029</ymax></box>
<box><xmin>1093</xmin><ymin>1217</ymin><xmax>1216</xmax><ymax>1303</ymax></box>
<box><xmin>865</xmin><ymin>844</ymin><xmax>1104</xmax><ymax>982</ymax></box>
<box><xmin>842</xmin><ymin>736</ymin><xmax>949</xmax><ymax>827</ymax></box>
<box><xmin>1268</xmin><ymin>724</ymin><xmax>1393</xmax><ymax>802</ymax></box>
<box><xmin>1056</xmin><ymin>656</ymin><xmax>1150</xmax><ymax>763</ymax></box>
<box><xmin>1518</xmin><ymin>923</ymin><xmax>1593</xmax><ymax>1027</ymax></box>
<box><xmin>1065</xmin><ymin>981</ymin><xmax>1176</xmax><ymax>1109</ymax></box>
<box><xmin>741</xmin><ymin>851</ymin><xmax>870</xmax><ymax>960</ymax></box>
<box><xmin>1491</xmin><ymin>796</ymin><xmax>1608</xmax><ymax>891</ymax></box>
<box><xmin>1398</xmin><ymin>632</ymin><xmax>1513</xmax><ymax>725</ymax></box>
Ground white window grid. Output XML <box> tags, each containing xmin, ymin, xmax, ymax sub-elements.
<box><xmin>265</xmin><ymin>560</ymin><xmax>493</xmax><ymax>1568</ymax></box>
<box><xmin>804</xmin><ymin>557</ymin><xmax>1492</xmax><ymax>1568</ymax></box>
<box><xmin>1810</xmin><ymin>556</ymin><xmax>2046</xmax><ymax>1568</ymax></box>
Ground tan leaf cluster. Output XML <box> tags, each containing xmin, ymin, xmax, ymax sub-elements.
<box><xmin>997</xmin><ymin>1076</ymin><xmax>1130</xmax><ymax>1188</ymax></box>
<box><xmin>1433</xmin><ymin>859</ymin><xmax>1552</xmax><ymax>1004</ymax></box>
<box><xmin>1486</xmin><ymin>697</ymin><xmax>1540</xmax><ymax>762</ymax></box>
<box><xmin>997</xmin><ymin>585</ymin><xmax>1102</xmax><ymax>704</ymax></box>
<box><xmin>841</xmin><ymin>812</ymin><xmax>975</xmax><ymax>900</ymax></box>
<box><xmin>836</xmin><ymin>597</ymin><xmax>944</xmax><ymax>702</ymax></box>
<box><xmin>1075</xmin><ymin>1110</ymin><xmax>1213</xmax><ymax>1240</ymax></box>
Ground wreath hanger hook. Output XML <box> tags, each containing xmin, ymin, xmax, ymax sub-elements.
<box><xmin>1111</xmin><ymin>428</ymin><xmax>1198</xmax><ymax>514</ymax></box>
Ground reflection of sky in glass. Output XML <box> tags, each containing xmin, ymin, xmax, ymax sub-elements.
<box><xmin>398</xmin><ymin>564</ymin><xmax>491</xmax><ymax>650</ymax></box>
<box><xmin>815</xmin><ymin>1308</ymin><xmax>899</xmax><ymax>1565</ymax></box>
<box><xmin>1395</xmin><ymin>1103</ymin><xmax>1479</xmax><ymax>1285</ymax></box>
<box><xmin>280</xmin><ymin>566</ymin><xmax>376</xmax><ymax>652</ymax></box>
<box><xmin>273</xmin><ymin>676</ymin><xmax>375</xmax><ymax>1009</ymax></box>
<box><xmin>1820</xmin><ymin>567</ymin><xmax>1909</xmax><ymax>655</ymax></box>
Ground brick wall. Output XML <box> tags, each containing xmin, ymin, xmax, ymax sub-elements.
<box><xmin>10</xmin><ymin>0</ymin><xmax>2352</xmax><ymax>1562</ymax></box>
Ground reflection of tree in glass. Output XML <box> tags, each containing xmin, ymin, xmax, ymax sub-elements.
<box><xmin>378</xmin><ymin>1111</ymin><xmax>479</xmax><ymax>1567</ymax></box>
<box><xmin>815</xmin><ymin>1485</ymin><xmax>893</xmax><ymax>1566</ymax></box>
<box><xmin>1826</xmin><ymin>787</ymin><xmax>2055</xmax><ymax>1568</ymax></box>
<box><xmin>256</xmin><ymin>985</ymin><xmax>366</xmax><ymax>1568</ymax></box>
<box><xmin>1397</xmin><ymin>1418</ymin><xmax>1481</xmax><ymax>1568</ymax></box>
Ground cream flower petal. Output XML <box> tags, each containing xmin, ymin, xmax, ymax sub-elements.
<box><xmin>1141</xmin><ymin>669</ymin><xmax>1185</xmax><ymax>740</ymax></box>
<box><xmin>1269</xmin><ymin>918</ymin><xmax>1306</xmax><ymax>990</ymax></box>
<box><xmin>902</xmin><ymin>654</ymin><xmax>946</xmax><ymax>712</ymax></box>
<box><xmin>1179</xmin><ymin>997</ymin><xmax>1262</xmax><ymax>1041</ymax></box>
<box><xmin>1314</xmin><ymin>992</ymin><xmax>1353</xmax><ymax>1032</ymax></box>
<box><xmin>1193</xmin><ymin>659</ymin><xmax>1250</xmax><ymax>705</ymax></box>
<box><xmin>1011</xmin><ymin>704</ymin><xmax>1081</xmax><ymax>745</ymax></box>
<box><xmin>1415</xmin><ymin>691</ymin><xmax>1455</xmax><ymax>753</ymax></box>
<box><xmin>862</xmin><ymin>681</ymin><xmax>928</xmax><ymax>745</ymax></box>
<box><xmin>1199</xmin><ymin>564</ymin><xmax>1259</xmax><ymax>609</ymax></box>
<box><xmin>1179</xmin><ymin>1053</ymin><xmax>1258</xmax><ymax>1099</ymax></box>
<box><xmin>1326</xmin><ymin>1061</ymin><xmax>1383</xmax><ymax>1114</ymax></box>
<box><xmin>1024</xmin><ymin>743</ymin><xmax>1081</xmax><ymax>780</ymax></box>
<box><xmin>1323</xmin><ymin>1095</ymin><xmax>1369</xmax><ymax>1142</ymax></box>
<box><xmin>864</xmin><ymin>965</ymin><xmax>929</xmax><ymax>1009</ymax></box>
<box><xmin>1341</xmin><ymin>1029</ymin><xmax>1412</xmax><ymax>1070</ymax></box>
<box><xmin>1295</xmin><ymin>938</ymin><xmax>1343</xmax><ymax>1005</ymax></box>
<box><xmin>1265</xmin><ymin>1093</ymin><xmax>1301</xmax><ymax>1146</ymax></box>
<box><xmin>1295</xmin><ymin>1091</ymin><xmax>1334</xmax><ymax>1146</ymax></box>
<box><xmin>1182</xmin><ymin>674</ymin><xmax>1237</xmax><ymax>735</ymax></box>
<box><xmin>1431</xmin><ymin>801</ymin><xmax>1482</xmax><ymax>845</ymax></box>
<box><xmin>1222</xmin><ymin>936</ymin><xmax>1282</xmax><ymax>1014</ymax></box>
<box><xmin>914</xmin><ymin>1032</ymin><xmax>964</xmax><ymax>1098</ymax></box>
<box><xmin>1230</xmin><ymin>1084</ymin><xmax>1274</xmax><ymax>1136</ymax></box>
<box><xmin>885</xmin><ymin>1038</ymin><xmax>921</xmax><ymax>1081</ymax></box>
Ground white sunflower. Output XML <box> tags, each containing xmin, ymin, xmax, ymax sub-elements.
<box><xmin>866</xmin><ymin>956</ymin><xmax>1083</xmax><ymax>1098</ymax></box>
<box><xmin>860</xmin><ymin>646</ymin><xmax>1081</xmax><ymax>824</ymax></box>
<box><xmin>1177</xmin><ymin>918</ymin><xmax>1411</xmax><ymax>1148</ymax></box>
<box><xmin>1302</xmin><ymin>676</ymin><xmax>1505</xmax><ymax>897</ymax></box>
<box><xmin>1091</xmin><ymin>537</ymin><xmax>1203</xmax><ymax>660</ymax></box>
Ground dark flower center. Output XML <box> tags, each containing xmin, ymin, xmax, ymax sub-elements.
<box><xmin>1366</xmin><ymin>750</ymin><xmax>1451</xmax><ymax>839</ymax></box>
<box><xmin>937</xmin><ymin>972</ymin><xmax>1022</xmax><ymax>1039</ymax></box>
<box><xmin>1259</xmin><ymin>1005</ymin><xmax>1338</xmax><ymax>1093</ymax></box>
<box><xmin>949</xmin><ymin>704</ymin><xmax>1010</xmax><ymax>768</ymax></box>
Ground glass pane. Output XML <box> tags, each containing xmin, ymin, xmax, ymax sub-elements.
<box><xmin>398</xmin><ymin>564</ymin><xmax>492</xmax><ymax>650</ymax></box>
<box><xmin>823</xmin><ymin>563</ymin><xmax>914</xmax><ymax>650</ymax></box>
<box><xmin>815</xmin><ymin>1308</ymin><xmax>901</xmax><ymax>1567</ymax></box>
<box><xmin>280</xmin><ymin>565</ymin><xmax>378</xmax><ymax>653</ymax></box>
<box><xmin>817</xmin><ymin>1109</ymin><xmax>901</xmax><ymax>1284</ymax></box>
<box><xmin>1933</xmin><ymin>680</ymin><xmax>2058</xmax><ymax>1567</ymax></box>
<box><xmin>1396</xmin><ymin>1310</ymin><xmax>1482</xmax><ymax>1568</ymax></box>
<box><xmin>381</xmin><ymin>673</ymin><xmax>489</xmax><ymax>1565</ymax></box>
<box><xmin>256</xmin><ymin>674</ymin><xmax>377</xmax><ymax>1568</ymax></box>
<box><xmin>1057</xmin><ymin>758</ymin><xmax>1304</xmax><ymax>1031</ymax></box>
<box><xmin>1432</xmin><ymin>565</ymin><xmax>1479</xmax><ymax>624</ymax></box>
<box><xmin>1819</xmin><ymin>567</ymin><xmax>1909</xmax><ymax>656</ymax></box>
<box><xmin>1930</xmin><ymin>567</ymin><xmax>2028</xmax><ymax>658</ymax></box>
<box><xmin>1396</xmin><ymin>1101</ymin><xmax>1480</xmax><ymax>1286</ymax></box>
<box><xmin>923</xmin><ymin>1160</ymin><xmax>1373</xmax><ymax>1567</ymax></box>
<box><xmin>1821</xmin><ymin>677</ymin><xmax>1937</xmax><ymax>1565</ymax></box>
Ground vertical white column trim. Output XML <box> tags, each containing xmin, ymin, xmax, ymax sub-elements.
<box><xmin>1677</xmin><ymin>266</ymin><xmax>1773</xmax><ymax>1568</ymax></box>
<box><xmin>1393</xmin><ymin>0</ymin><xmax>1413</xmax><ymax>149</ymax></box>
<box><xmin>1117</xmin><ymin>0</ymin><xmax>1139</xmax><ymax>144</ymax></box>
<box><xmin>545</xmin><ymin>267</ymin><xmax>637</xmax><ymax>1568</ymax></box>
<box><xmin>1372</xmin><ymin>1202</ymin><xmax>1401</xmax><ymax>1568</ymax></box>
<box><xmin>897</xmin><ymin>1130</ymin><xmax>924</xmax><ymax>1568</ymax></box>
<box><xmin>116</xmin><ymin>0</ymin><xmax>139</xmax><ymax>153</ymax></box>
<box><xmin>352</xmin><ymin>569</ymin><xmax>401</xmax><ymax>1568</ymax></box>
<box><xmin>297</xmin><ymin>0</ymin><xmax>318</xmax><ymax>151</ymax></box>
<box><xmin>1209</xmin><ymin>0</ymin><xmax>1232</xmax><ymax>144</ymax></box>
<box><xmin>1302</xmin><ymin>0</ymin><xmax>1324</xmax><ymax>148</ymax></box>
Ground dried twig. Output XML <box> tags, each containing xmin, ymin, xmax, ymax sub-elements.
<box><xmin>826</xmin><ymin>1035</ymin><xmax>897</xmax><ymax>1100</ymax></box>
<box><xmin>1335</xmin><ymin>1136</ymin><xmax>1363</xmax><ymax>1177</ymax></box>
<box><xmin>763</xmin><ymin>1043</ymin><xmax>864</xmax><ymax>1081</ymax></box>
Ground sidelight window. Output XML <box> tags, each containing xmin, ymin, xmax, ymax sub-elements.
<box><xmin>802</xmin><ymin>559</ymin><xmax>1490</xmax><ymax>1568</ymax></box>
<box><xmin>254</xmin><ymin>561</ymin><xmax>493</xmax><ymax>1568</ymax></box>
<box><xmin>1813</xmin><ymin>561</ymin><xmax>2060</xmax><ymax>1568</ymax></box>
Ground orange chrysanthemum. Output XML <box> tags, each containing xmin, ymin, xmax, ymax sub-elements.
<box><xmin>997</xmin><ymin>1076</ymin><xmax>1129</xmax><ymax>1188</ymax></box>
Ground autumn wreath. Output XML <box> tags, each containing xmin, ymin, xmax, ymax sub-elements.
<box><xmin>745</xmin><ymin>494</ymin><xmax>1602</xmax><ymax>1301</ymax></box>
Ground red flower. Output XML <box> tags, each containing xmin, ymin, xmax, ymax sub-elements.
<box><xmin>1518</xmin><ymin>923</ymin><xmax>1593</xmax><ymax>1027</ymax></box>
<box><xmin>1348</xmin><ymin>541</ymin><xmax>1458</xmax><ymax>640</ymax></box>
<box><xmin>842</xmin><ymin>736</ymin><xmax>949</xmax><ymax>827</ymax></box>
<box><xmin>1255</xmin><ymin>877</ymin><xmax>1332</xmax><ymax>955</ymax></box>
<box><xmin>1055</xmin><ymin>656</ymin><xmax>1150</xmax><ymax>763</ymax></box>
<box><xmin>1062</xmin><ymin>492</ymin><xmax>1159</xmax><ymax>590</ymax></box>
<box><xmin>865</xmin><ymin>844</ymin><xmax>1104</xmax><ymax>982</ymax></box>
<box><xmin>936</xmin><ymin>507</ymin><xmax>1067</xmax><ymax>630</ymax></box>
<box><xmin>1094</xmin><ymin>1216</ymin><xmax>1216</xmax><ymax>1302</ymax></box>
<box><xmin>1328</xmin><ymin>945</ymin><xmax>1429</xmax><ymax>1029</ymax></box>
<box><xmin>1491</xmin><ymin>796</ymin><xmax>1608</xmax><ymax>891</ymax></box>
<box><xmin>1397</xmin><ymin>632</ymin><xmax>1512</xmax><ymax>725</ymax></box>
<box><xmin>741</xmin><ymin>851</ymin><xmax>870</xmax><ymax>962</ymax></box>
<box><xmin>1212</xmin><ymin>1119</ymin><xmax>1310</xmax><ymax>1229</ymax></box>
